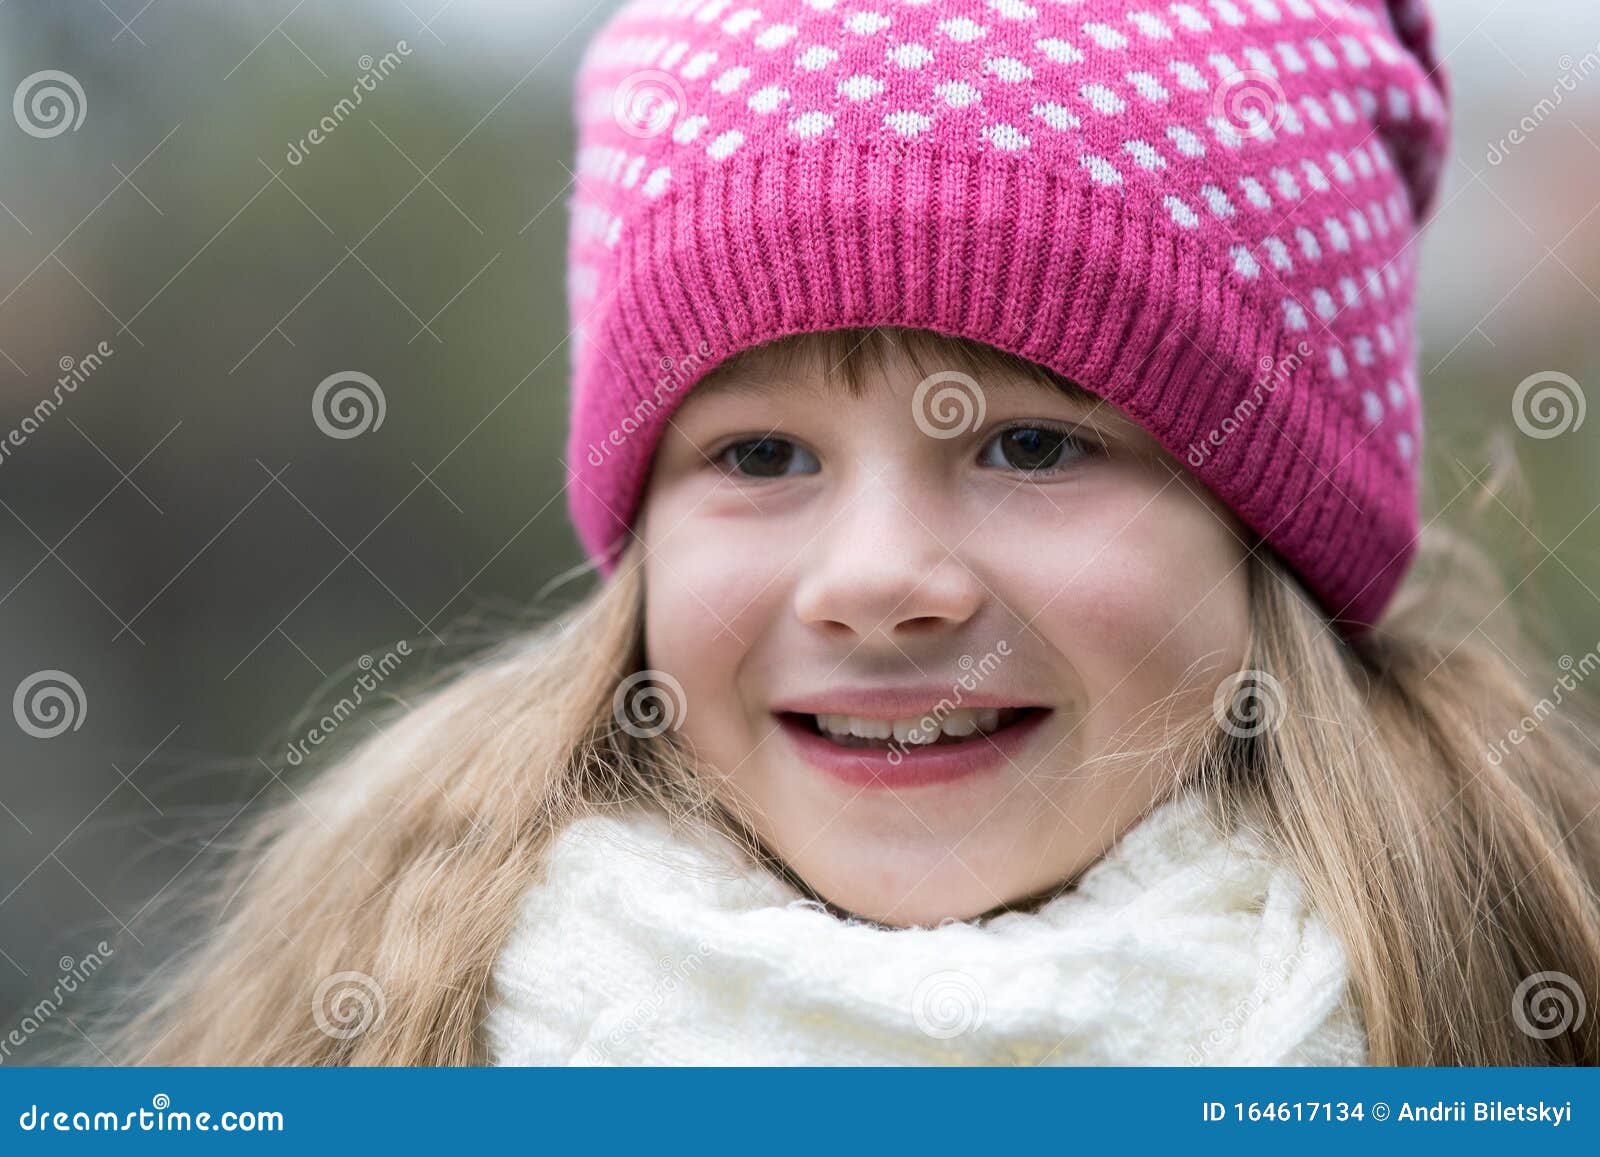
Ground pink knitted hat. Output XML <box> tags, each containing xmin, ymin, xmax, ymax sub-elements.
<box><xmin>563</xmin><ymin>0</ymin><xmax>1450</xmax><ymax>628</ymax></box>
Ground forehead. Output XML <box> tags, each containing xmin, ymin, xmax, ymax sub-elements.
<box><xmin>692</xmin><ymin>363</ymin><xmax>1079</xmax><ymax>403</ymax></box>
<box><xmin>688</xmin><ymin>336</ymin><xmax>1149</xmax><ymax>445</ymax></box>
<box><xmin>696</xmin><ymin>334</ymin><xmax>1078</xmax><ymax>401</ymax></box>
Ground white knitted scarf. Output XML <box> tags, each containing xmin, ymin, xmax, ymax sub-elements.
<box><xmin>485</xmin><ymin>788</ymin><xmax>1367</xmax><ymax>1065</ymax></box>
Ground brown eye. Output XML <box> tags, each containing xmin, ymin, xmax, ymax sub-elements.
<box><xmin>978</xmin><ymin>426</ymin><xmax>1089</xmax><ymax>475</ymax></box>
<box><xmin>717</xmin><ymin>437</ymin><xmax>819</xmax><ymax>478</ymax></box>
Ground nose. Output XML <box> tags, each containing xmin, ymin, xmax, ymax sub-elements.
<box><xmin>792</xmin><ymin>472</ymin><xmax>985</xmax><ymax>642</ymax></box>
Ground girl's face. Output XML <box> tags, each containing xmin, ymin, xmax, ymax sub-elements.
<box><xmin>637</xmin><ymin>334</ymin><xmax>1251</xmax><ymax>927</ymax></box>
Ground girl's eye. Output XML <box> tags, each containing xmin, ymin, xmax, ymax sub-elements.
<box><xmin>715</xmin><ymin>437</ymin><xmax>820</xmax><ymax>479</ymax></box>
<box><xmin>978</xmin><ymin>425</ymin><xmax>1094</xmax><ymax>475</ymax></box>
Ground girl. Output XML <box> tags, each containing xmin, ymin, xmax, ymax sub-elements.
<box><xmin>114</xmin><ymin>0</ymin><xmax>1599</xmax><ymax>1065</ymax></box>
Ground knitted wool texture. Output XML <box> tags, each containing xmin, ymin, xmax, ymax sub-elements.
<box><xmin>563</xmin><ymin>0</ymin><xmax>1451</xmax><ymax>627</ymax></box>
<box><xmin>485</xmin><ymin>787</ymin><xmax>1367</xmax><ymax>1064</ymax></box>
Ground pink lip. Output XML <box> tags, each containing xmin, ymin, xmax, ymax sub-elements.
<box><xmin>771</xmin><ymin>687</ymin><xmax>1044</xmax><ymax>718</ymax></box>
<box><xmin>773</xmin><ymin>708</ymin><xmax>1050</xmax><ymax>789</ymax></box>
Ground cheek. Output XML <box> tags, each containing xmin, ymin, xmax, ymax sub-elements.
<box><xmin>642</xmin><ymin>509</ymin><xmax>786</xmax><ymax>655</ymax></box>
<box><xmin>993</xmin><ymin>483</ymin><xmax>1251</xmax><ymax>730</ymax></box>
<box><xmin>640</xmin><ymin>502</ymin><xmax>793</xmax><ymax>758</ymax></box>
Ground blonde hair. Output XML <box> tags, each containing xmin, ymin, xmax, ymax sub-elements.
<box><xmin>105</xmin><ymin>328</ymin><xmax>1599</xmax><ymax>1065</ymax></box>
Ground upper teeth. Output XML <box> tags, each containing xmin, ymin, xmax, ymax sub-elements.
<box><xmin>815</xmin><ymin>708</ymin><xmax>1004</xmax><ymax>745</ymax></box>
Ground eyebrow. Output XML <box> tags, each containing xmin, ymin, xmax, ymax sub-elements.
<box><xmin>685</xmin><ymin>362</ymin><xmax>1150</xmax><ymax>454</ymax></box>
<box><xmin>693</xmin><ymin>364</ymin><xmax>1102</xmax><ymax>406</ymax></box>
<box><xmin>691</xmin><ymin>369</ymin><xmax>805</xmax><ymax>402</ymax></box>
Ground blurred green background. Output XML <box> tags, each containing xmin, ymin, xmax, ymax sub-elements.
<box><xmin>0</xmin><ymin>0</ymin><xmax>1597</xmax><ymax>1062</ymax></box>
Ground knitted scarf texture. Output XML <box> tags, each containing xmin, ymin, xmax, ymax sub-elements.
<box><xmin>486</xmin><ymin>788</ymin><xmax>1367</xmax><ymax>1065</ymax></box>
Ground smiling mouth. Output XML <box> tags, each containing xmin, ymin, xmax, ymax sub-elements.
<box><xmin>778</xmin><ymin>707</ymin><xmax>1047</xmax><ymax>749</ymax></box>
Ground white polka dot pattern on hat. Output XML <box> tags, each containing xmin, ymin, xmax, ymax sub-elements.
<box><xmin>564</xmin><ymin>0</ymin><xmax>1452</xmax><ymax>625</ymax></box>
